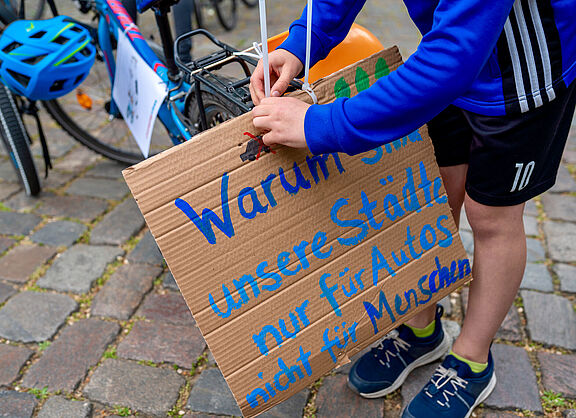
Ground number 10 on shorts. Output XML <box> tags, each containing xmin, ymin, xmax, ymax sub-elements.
<box><xmin>511</xmin><ymin>161</ymin><xmax>535</xmax><ymax>192</ymax></box>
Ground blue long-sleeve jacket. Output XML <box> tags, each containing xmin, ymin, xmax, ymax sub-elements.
<box><xmin>279</xmin><ymin>0</ymin><xmax>576</xmax><ymax>155</ymax></box>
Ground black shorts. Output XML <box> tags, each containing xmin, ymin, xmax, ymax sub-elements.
<box><xmin>427</xmin><ymin>81</ymin><xmax>576</xmax><ymax>206</ymax></box>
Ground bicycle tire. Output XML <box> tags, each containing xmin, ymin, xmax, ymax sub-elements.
<box><xmin>212</xmin><ymin>0</ymin><xmax>237</xmax><ymax>31</ymax></box>
<box><xmin>193</xmin><ymin>0</ymin><xmax>204</xmax><ymax>29</ymax></box>
<box><xmin>0</xmin><ymin>85</ymin><xmax>40</xmax><ymax>196</ymax></box>
<box><xmin>43</xmin><ymin>40</ymin><xmax>172</xmax><ymax>165</ymax></box>
<box><xmin>240</xmin><ymin>0</ymin><xmax>258</xmax><ymax>8</ymax></box>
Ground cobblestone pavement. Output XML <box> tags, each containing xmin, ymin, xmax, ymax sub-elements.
<box><xmin>1</xmin><ymin>0</ymin><xmax>576</xmax><ymax>417</ymax></box>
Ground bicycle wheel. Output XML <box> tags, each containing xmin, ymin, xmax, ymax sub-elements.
<box><xmin>240</xmin><ymin>0</ymin><xmax>258</xmax><ymax>8</ymax></box>
<box><xmin>43</xmin><ymin>41</ymin><xmax>174</xmax><ymax>165</ymax></box>
<box><xmin>212</xmin><ymin>0</ymin><xmax>237</xmax><ymax>31</ymax></box>
<box><xmin>192</xmin><ymin>0</ymin><xmax>204</xmax><ymax>29</ymax></box>
<box><xmin>0</xmin><ymin>85</ymin><xmax>40</xmax><ymax>196</ymax></box>
<box><xmin>188</xmin><ymin>91</ymin><xmax>244</xmax><ymax>131</ymax></box>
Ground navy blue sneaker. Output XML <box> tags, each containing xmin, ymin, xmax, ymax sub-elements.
<box><xmin>402</xmin><ymin>351</ymin><xmax>497</xmax><ymax>418</ymax></box>
<box><xmin>348</xmin><ymin>305</ymin><xmax>451</xmax><ymax>398</ymax></box>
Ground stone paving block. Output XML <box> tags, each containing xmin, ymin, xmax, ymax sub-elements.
<box><xmin>162</xmin><ymin>271</ymin><xmax>179</xmax><ymax>291</ymax></box>
<box><xmin>0</xmin><ymin>291</ymin><xmax>77</xmax><ymax>342</ymax></box>
<box><xmin>37</xmin><ymin>396</ymin><xmax>92</xmax><ymax>418</ymax></box>
<box><xmin>525</xmin><ymin>199</ymin><xmax>539</xmax><ymax>217</ymax></box>
<box><xmin>0</xmin><ymin>345</ymin><xmax>33</xmax><ymax>385</ymax></box>
<box><xmin>0</xmin><ymin>244</ymin><xmax>56</xmax><ymax>283</ymax></box>
<box><xmin>4</xmin><ymin>191</ymin><xmax>51</xmax><ymax>212</ymax></box>
<box><xmin>482</xmin><ymin>413</ymin><xmax>523</xmax><ymax>418</ymax></box>
<box><xmin>520</xmin><ymin>263</ymin><xmax>554</xmax><ymax>292</ymax></box>
<box><xmin>137</xmin><ymin>292</ymin><xmax>194</xmax><ymax>326</ymax></box>
<box><xmin>86</xmin><ymin>161</ymin><xmax>128</xmax><ymax>179</ymax></box>
<box><xmin>523</xmin><ymin>215</ymin><xmax>539</xmax><ymax>236</ymax></box>
<box><xmin>187</xmin><ymin>368</ymin><xmax>241</xmax><ymax>416</ymax></box>
<box><xmin>22</xmin><ymin>319</ymin><xmax>120</xmax><ymax>391</ymax></box>
<box><xmin>484</xmin><ymin>344</ymin><xmax>542</xmax><ymax>412</ymax></box>
<box><xmin>0</xmin><ymin>281</ymin><xmax>17</xmax><ymax>304</ymax></box>
<box><xmin>53</xmin><ymin>147</ymin><xmax>100</xmax><ymax>172</ymax></box>
<box><xmin>0</xmin><ymin>212</ymin><xmax>42</xmax><ymax>236</ymax></box>
<box><xmin>401</xmin><ymin>361</ymin><xmax>440</xmax><ymax>408</ymax></box>
<box><xmin>84</xmin><ymin>359</ymin><xmax>184</xmax><ymax>415</ymax></box>
<box><xmin>521</xmin><ymin>290</ymin><xmax>576</xmax><ymax>349</ymax></box>
<box><xmin>0</xmin><ymin>390</ymin><xmax>37</xmax><ymax>418</ymax></box>
<box><xmin>317</xmin><ymin>373</ymin><xmax>384</xmax><ymax>417</ymax></box>
<box><xmin>37</xmin><ymin>244</ymin><xmax>124</xmax><ymax>294</ymax></box>
<box><xmin>0</xmin><ymin>161</ymin><xmax>18</xmax><ymax>183</ymax></box>
<box><xmin>127</xmin><ymin>230</ymin><xmax>163</xmax><ymax>265</ymax></box>
<box><xmin>461</xmin><ymin>288</ymin><xmax>522</xmax><ymax>341</ymax></box>
<box><xmin>117</xmin><ymin>321</ymin><xmax>205</xmax><ymax>367</ymax></box>
<box><xmin>556</xmin><ymin>264</ymin><xmax>576</xmax><ymax>293</ymax></box>
<box><xmin>37</xmin><ymin>139</ymin><xmax>75</xmax><ymax>159</ymax></box>
<box><xmin>565</xmin><ymin>410</ymin><xmax>576</xmax><ymax>418</ymax></box>
<box><xmin>459</xmin><ymin>230</ymin><xmax>474</xmax><ymax>255</ymax></box>
<box><xmin>36</xmin><ymin>195</ymin><xmax>108</xmax><ymax>222</ymax></box>
<box><xmin>259</xmin><ymin>389</ymin><xmax>309</xmax><ymax>418</ymax></box>
<box><xmin>544</xmin><ymin>221</ymin><xmax>576</xmax><ymax>263</ymax></box>
<box><xmin>90</xmin><ymin>199</ymin><xmax>145</xmax><ymax>245</ymax></box>
<box><xmin>0</xmin><ymin>237</ymin><xmax>15</xmax><ymax>254</ymax></box>
<box><xmin>439</xmin><ymin>296</ymin><xmax>452</xmax><ymax>316</ymax></box>
<box><xmin>542</xmin><ymin>194</ymin><xmax>576</xmax><ymax>222</ymax></box>
<box><xmin>494</xmin><ymin>305</ymin><xmax>523</xmax><ymax>342</ymax></box>
<box><xmin>41</xmin><ymin>171</ymin><xmax>75</xmax><ymax>190</ymax></box>
<box><xmin>66</xmin><ymin>177</ymin><xmax>129</xmax><ymax>201</ymax></box>
<box><xmin>0</xmin><ymin>182</ymin><xmax>20</xmax><ymax>200</ymax></box>
<box><xmin>91</xmin><ymin>264</ymin><xmax>161</xmax><ymax>320</ymax></box>
<box><xmin>565</xmin><ymin>149</ymin><xmax>576</xmax><ymax>164</ymax></box>
<box><xmin>526</xmin><ymin>238</ymin><xmax>546</xmax><ymax>262</ymax></box>
<box><xmin>30</xmin><ymin>220</ymin><xmax>87</xmax><ymax>247</ymax></box>
<box><xmin>538</xmin><ymin>352</ymin><xmax>576</xmax><ymax>398</ymax></box>
<box><xmin>549</xmin><ymin>165</ymin><xmax>576</xmax><ymax>193</ymax></box>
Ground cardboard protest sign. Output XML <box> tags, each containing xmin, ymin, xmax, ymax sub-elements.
<box><xmin>123</xmin><ymin>47</ymin><xmax>472</xmax><ymax>417</ymax></box>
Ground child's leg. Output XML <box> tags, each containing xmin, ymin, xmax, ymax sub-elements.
<box><xmin>406</xmin><ymin>164</ymin><xmax>468</xmax><ymax>329</ymax></box>
<box><xmin>452</xmin><ymin>196</ymin><xmax>526</xmax><ymax>363</ymax></box>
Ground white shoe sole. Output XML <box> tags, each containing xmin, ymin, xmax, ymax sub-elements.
<box><xmin>464</xmin><ymin>372</ymin><xmax>497</xmax><ymax>418</ymax></box>
<box><xmin>352</xmin><ymin>331</ymin><xmax>452</xmax><ymax>399</ymax></box>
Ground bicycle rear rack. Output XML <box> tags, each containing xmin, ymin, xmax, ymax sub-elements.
<box><xmin>174</xmin><ymin>29</ymin><xmax>302</xmax><ymax>132</ymax></box>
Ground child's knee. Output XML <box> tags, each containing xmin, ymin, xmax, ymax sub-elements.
<box><xmin>464</xmin><ymin>196</ymin><xmax>524</xmax><ymax>238</ymax></box>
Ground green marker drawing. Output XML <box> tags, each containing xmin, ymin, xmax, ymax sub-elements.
<box><xmin>334</xmin><ymin>77</ymin><xmax>351</xmax><ymax>99</ymax></box>
<box><xmin>355</xmin><ymin>67</ymin><xmax>370</xmax><ymax>92</ymax></box>
<box><xmin>375</xmin><ymin>58</ymin><xmax>390</xmax><ymax>79</ymax></box>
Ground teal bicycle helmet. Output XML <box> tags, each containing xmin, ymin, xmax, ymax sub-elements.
<box><xmin>0</xmin><ymin>16</ymin><xmax>95</xmax><ymax>101</ymax></box>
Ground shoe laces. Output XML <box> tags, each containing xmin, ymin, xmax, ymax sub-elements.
<box><xmin>373</xmin><ymin>329</ymin><xmax>411</xmax><ymax>367</ymax></box>
<box><xmin>425</xmin><ymin>365</ymin><xmax>469</xmax><ymax>408</ymax></box>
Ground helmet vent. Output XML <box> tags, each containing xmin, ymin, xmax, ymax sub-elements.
<box><xmin>65</xmin><ymin>56</ymin><xmax>79</xmax><ymax>64</ymax></box>
<box><xmin>49</xmin><ymin>79</ymin><xmax>66</xmax><ymax>92</ymax></box>
<box><xmin>22</xmin><ymin>54</ymin><xmax>47</xmax><ymax>65</ymax></box>
<box><xmin>3</xmin><ymin>41</ymin><xmax>22</xmax><ymax>53</ymax></box>
<box><xmin>52</xmin><ymin>35</ymin><xmax>69</xmax><ymax>45</ymax></box>
<box><xmin>74</xmin><ymin>73</ymin><xmax>85</xmax><ymax>85</ymax></box>
<box><xmin>70</xmin><ymin>26</ymin><xmax>83</xmax><ymax>33</ymax></box>
<box><xmin>7</xmin><ymin>69</ymin><xmax>30</xmax><ymax>88</ymax></box>
<box><xmin>80</xmin><ymin>47</ymin><xmax>91</xmax><ymax>57</ymax></box>
<box><xmin>30</xmin><ymin>31</ymin><xmax>47</xmax><ymax>39</ymax></box>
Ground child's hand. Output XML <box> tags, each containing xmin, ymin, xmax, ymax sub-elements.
<box><xmin>249</xmin><ymin>50</ymin><xmax>303</xmax><ymax>105</ymax></box>
<box><xmin>252</xmin><ymin>97</ymin><xmax>310</xmax><ymax>149</ymax></box>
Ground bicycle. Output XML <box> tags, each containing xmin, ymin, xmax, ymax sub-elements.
<box><xmin>0</xmin><ymin>0</ymin><xmax>271</xmax><ymax>196</ymax></box>
<box><xmin>0</xmin><ymin>0</ymin><xmax>380</xmax><ymax>196</ymax></box>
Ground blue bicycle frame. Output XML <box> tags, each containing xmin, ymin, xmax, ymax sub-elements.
<box><xmin>94</xmin><ymin>0</ymin><xmax>193</xmax><ymax>145</ymax></box>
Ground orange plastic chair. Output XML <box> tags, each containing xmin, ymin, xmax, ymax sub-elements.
<box><xmin>267</xmin><ymin>23</ymin><xmax>384</xmax><ymax>83</ymax></box>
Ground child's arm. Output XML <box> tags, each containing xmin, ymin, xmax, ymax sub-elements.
<box><xmin>253</xmin><ymin>0</ymin><xmax>516</xmax><ymax>155</ymax></box>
